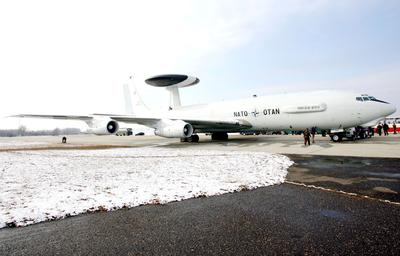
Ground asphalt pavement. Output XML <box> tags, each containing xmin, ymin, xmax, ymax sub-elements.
<box><xmin>1</xmin><ymin>155</ymin><xmax>399</xmax><ymax>255</ymax></box>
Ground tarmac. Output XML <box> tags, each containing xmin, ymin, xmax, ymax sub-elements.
<box><xmin>0</xmin><ymin>134</ymin><xmax>400</xmax><ymax>255</ymax></box>
<box><xmin>1</xmin><ymin>133</ymin><xmax>399</xmax><ymax>158</ymax></box>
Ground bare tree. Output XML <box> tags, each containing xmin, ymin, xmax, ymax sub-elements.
<box><xmin>0</xmin><ymin>127</ymin><xmax>81</xmax><ymax>137</ymax></box>
<box><xmin>52</xmin><ymin>128</ymin><xmax>61</xmax><ymax>136</ymax></box>
<box><xmin>17</xmin><ymin>125</ymin><xmax>27</xmax><ymax>136</ymax></box>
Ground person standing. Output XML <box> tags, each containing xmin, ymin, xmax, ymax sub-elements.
<box><xmin>368</xmin><ymin>126</ymin><xmax>374</xmax><ymax>137</ymax></box>
<box><xmin>354</xmin><ymin>126</ymin><xmax>360</xmax><ymax>140</ymax></box>
<box><xmin>311</xmin><ymin>126</ymin><xmax>317</xmax><ymax>143</ymax></box>
<box><xmin>303</xmin><ymin>128</ymin><xmax>311</xmax><ymax>146</ymax></box>
<box><xmin>383</xmin><ymin>123</ymin><xmax>389</xmax><ymax>136</ymax></box>
<box><xmin>377</xmin><ymin>123</ymin><xmax>382</xmax><ymax>136</ymax></box>
<box><xmin>393</xmin><ymin>123</ymin><xmax>397</xmax><ymax>134</ymax></box>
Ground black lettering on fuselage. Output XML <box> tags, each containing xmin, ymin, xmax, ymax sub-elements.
<box><xmin>233</xmin><ymin>111</ymin><xmax>249</xmax><ymax>117</ymax></box>
<box><xmin>263</xmin><ymin>108</ymin><xmax>280</xmax><ymax>115</ymax></box>
<box><xmin>234</xmin><ymin>108</ymin><xmax>279</xmax><ymax>117</ymax></box>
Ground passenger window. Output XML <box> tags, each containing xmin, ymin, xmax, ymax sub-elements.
<box><xmin>362</xmin><ymin>97</ymin><xmax>370</xmax><ymax>101</ymax></box>
<box><xmin>356</xmin><ymin>97</ymin><xmax>363</xmax><ymax>101</ymax></box>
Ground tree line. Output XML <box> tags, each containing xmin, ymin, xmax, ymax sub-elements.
<box><xmin>0</xmin><ymin>126</ymin><xmax>81</xmax><ymax>137</ymax></box>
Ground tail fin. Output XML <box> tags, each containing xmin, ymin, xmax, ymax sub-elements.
<box><xmin>123</xmin><ymin>76</ymin><xmax>150</xmax><ymax>116</ymax></box>
<box><xmin>123</xmin><ymin>83</ymin><xmax>134</xmax><ymax>114</ymax></box>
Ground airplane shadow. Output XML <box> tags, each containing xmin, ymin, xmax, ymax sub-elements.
<box><xmin>154</xmin><ymin>135</ymin><xmax>335</xmax><ymax>149</ymax></box>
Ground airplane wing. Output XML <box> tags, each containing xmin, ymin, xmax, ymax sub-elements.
<box><xmin>11</xmin><ymin>114</ymin><xmax>93</xmax><ymax>121</ymax></box>
<box><xmin>180</xmin><ymin>118</ymin><xmax>252</xmax><ymax>132</ymax></box>
<box><xmin>11</xmin><ymin>114</ymin><xmax>252</xmax><ymax>133</ymax></box>
<box><xmin>107</xmin><ymin>115</ymin><xmax>252</xmax><ymax>132</ymax></box>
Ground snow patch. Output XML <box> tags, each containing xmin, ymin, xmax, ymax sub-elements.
<box><xmin>0</xmin><ymin>148</ymin><xmax>293</xmax><ymax>228</ymax></box>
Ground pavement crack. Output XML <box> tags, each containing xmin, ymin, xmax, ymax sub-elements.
<box><xmin>285</xmin><ymin>181</ymin><xmax>400</xmax><ymax>206</ymax></box>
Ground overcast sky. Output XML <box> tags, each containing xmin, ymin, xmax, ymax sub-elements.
<box><xmin>1</xmin><ymin>0</ymin><xmax>399</xmax><ymax>130</ymax></box>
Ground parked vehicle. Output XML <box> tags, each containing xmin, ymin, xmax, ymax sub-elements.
<box><xmin>116</xmin><ymin>128</ymin><xmax>133</xmax><ymax>136</ymax></box>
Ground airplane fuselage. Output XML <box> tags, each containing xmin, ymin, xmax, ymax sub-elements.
<box><xmin>165</xmin><ymin>90</ymin><xmax>396</xmax><ymax>132</ymax></box>
<box><xmin>13</xmin><ymin>81</ymin><xmax>397</xmax><ymax>140</ymax></box>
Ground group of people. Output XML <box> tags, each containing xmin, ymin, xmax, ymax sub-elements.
<box><xmin>376</xmin><ymin>122</ymin><xmax>397</xmax><ymax>136</ymax></box>
<box><xmin>303</xmin><ymin>126</ymin><xmax>317</xmax><ymax>146</ymax></box>
<box><xmin>302</xmin><ymin>122</ymin><xmax>398</xmax><ymax>146</ymax></box>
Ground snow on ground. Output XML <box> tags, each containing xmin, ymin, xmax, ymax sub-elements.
<box><xmin>0</xmin><ymin>148</ymin><xmax>293</xmax><ymax>228</ymax></box>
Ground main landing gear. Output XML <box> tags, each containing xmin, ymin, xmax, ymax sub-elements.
<box><xmin>181</xmin><ymin>134</ymin><xmax>200</xmax><ymax>143</ymax></box>
<box><xmin>211</xmin><ymin>132</ymin><xmax>229</xmax><ymax>141</ymax></box>
<box><xmin>180</xmin><ymin>132</ymin><xmax>229</xmax><ymax>143</ymax></box>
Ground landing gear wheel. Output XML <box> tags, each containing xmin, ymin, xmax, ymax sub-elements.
<box><xmin>181</xmin><ymin>134</ymin><xmax>200</xmax><ymax>143</ymax></box>
<box><xmin>330</xmin><ymin>134</ymin><xmax>342</xmax><ymax>142</ymax></box>
<box><xmin>211</xmin><ymin>132</ymin><xmax>229</xmax><ymax>141</ymax></box>
<box><xmin>191</xmin><ymin>134</ymin><xmax>199</xmax><ymax>142</ymax></box>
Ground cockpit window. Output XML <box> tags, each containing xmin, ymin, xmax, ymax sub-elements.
<box><xmin>369</xmin><ymin>95</ymin><xmax>389</xmax><ymax>104</ymax></box>
<box><xmin>357</xmin><ymin>95</ymin><xmax>389</xmax><ymax>104</ymax></box>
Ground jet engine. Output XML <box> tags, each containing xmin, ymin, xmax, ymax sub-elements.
<box><xmin>88</xmin><ymin>119</ymin><xmax>120</xmax><ymax>135</ymax></box>
<box><xmin>154</xmin><ymin>120</ymin><xmax>193</xmax><ymax>138</ymax></box>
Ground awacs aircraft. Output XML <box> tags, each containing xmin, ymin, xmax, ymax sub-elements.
<box><xmin>13</xmin><ymin>74</ymin><xmax>396</xmax><ymax>142</ymax></box>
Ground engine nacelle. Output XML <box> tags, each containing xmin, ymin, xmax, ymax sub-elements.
<box><xmin>88</xmin><ymin>120</ymin><xmax>120</xmax><ymax>135</ymax></box>
<box><xmin>154</xmin><ymin>120</ymin><xmax>193</xmax><ymax>138</ymax></box>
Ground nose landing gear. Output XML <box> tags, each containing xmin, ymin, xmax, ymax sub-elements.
<box><xmin>330</xmin><ymin>133</ymin><xmax>343</xmax><ymax>142</ymax></box>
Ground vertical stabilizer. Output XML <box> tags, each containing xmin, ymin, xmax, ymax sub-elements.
<box><xmin>123</xmin><ymin>83</ymin><xmax>134</xmax><ymax>114</ymax></box>
<box><xmin>124</xmin><ymin>76</ymin><xmax>150</xmax><ymax>116</ymax></box>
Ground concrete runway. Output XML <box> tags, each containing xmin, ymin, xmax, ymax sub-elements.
<box><xmin>1</xmin><ymin>133</ymin><xmax>399</xmax><ymax>158</ymax></box>
<box><xmin>1</xmin><ymin>134</ymin><xmax>400</xmax><ymax>255</ymax></box>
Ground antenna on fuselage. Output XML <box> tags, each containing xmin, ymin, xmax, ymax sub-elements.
<box><xmin>145</xmin><ymin>74</ymin><xmax>199</xmax><ymax>110</ymax></box>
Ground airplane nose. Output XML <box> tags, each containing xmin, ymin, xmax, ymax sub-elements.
<box><xmin>387</xmin><ymin>104</ymin><xmax>397</xmax><ymax>116</ymax></box>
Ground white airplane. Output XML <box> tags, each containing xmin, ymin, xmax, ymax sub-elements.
<box><xmin>13</xmin><ymin>74</ymin><xmax>396</xmax><ymax>142</ymax></box>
